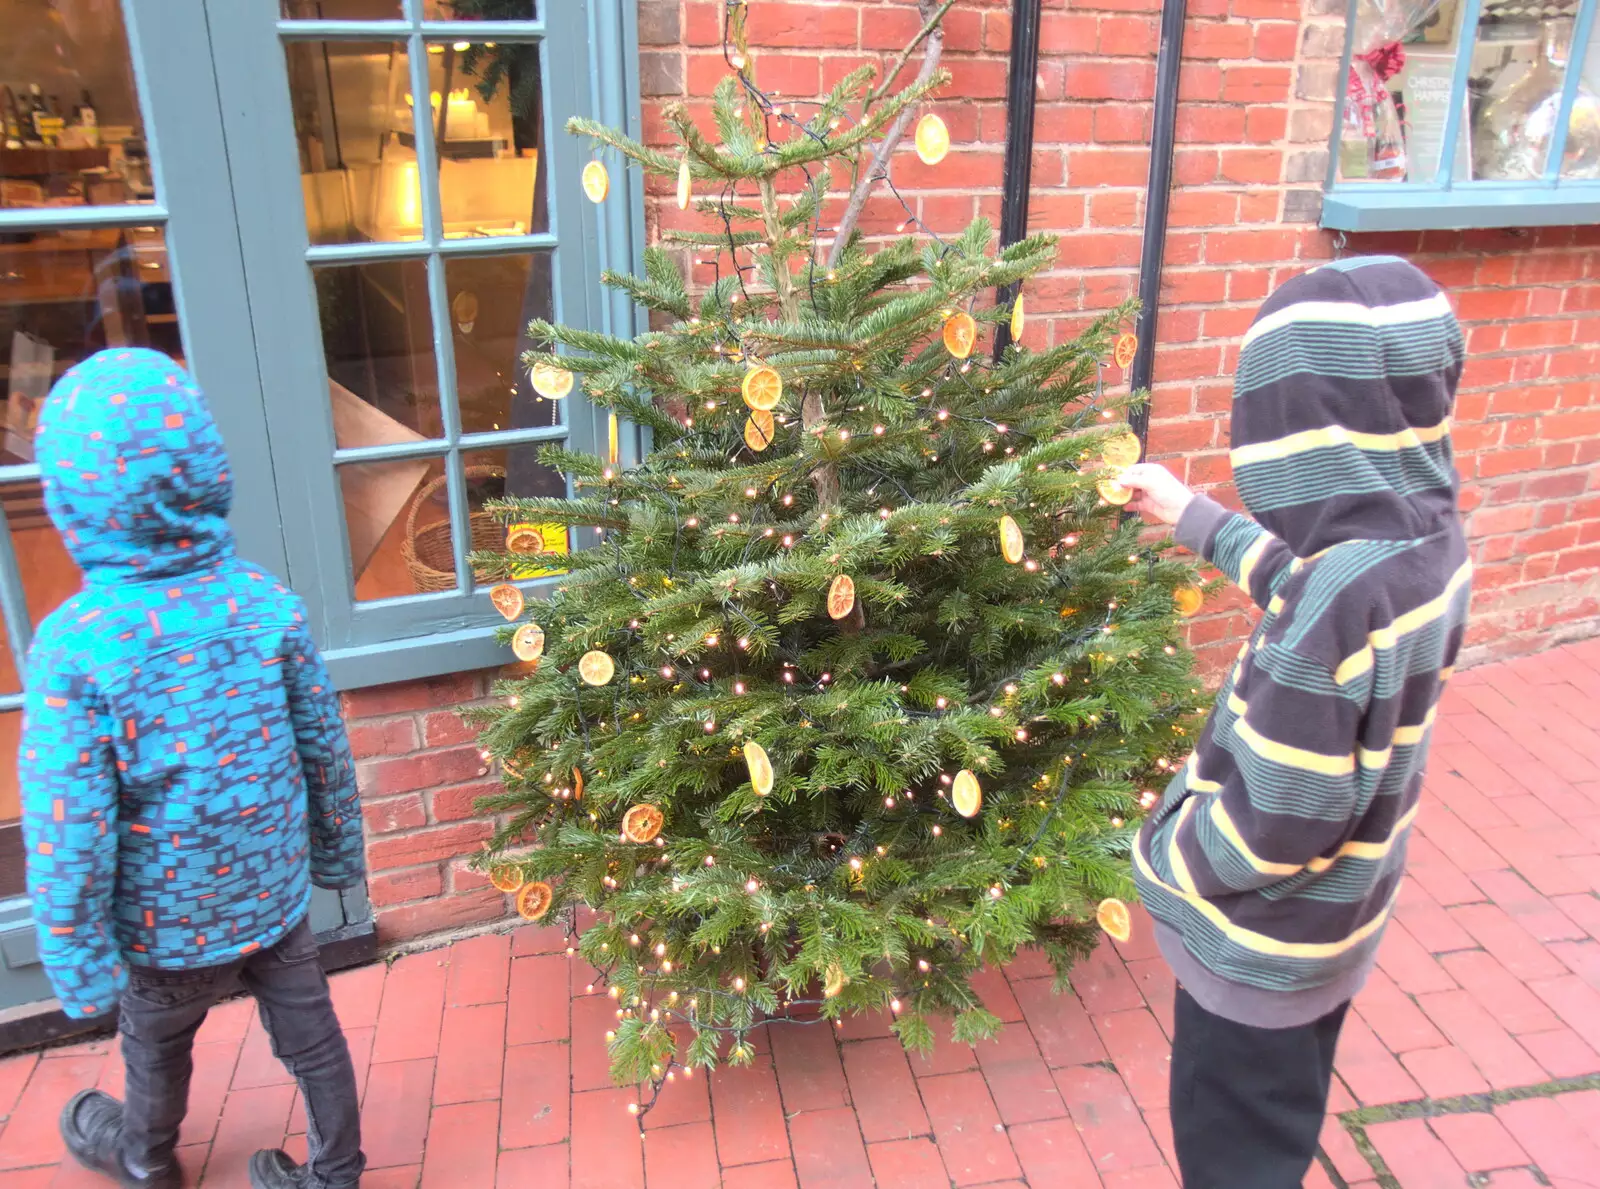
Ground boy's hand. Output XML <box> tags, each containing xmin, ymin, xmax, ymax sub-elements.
<box><xmin>1119</xmin><ymin>463</ymin><xmax>1195</xmax><ymax>526</ymax></box>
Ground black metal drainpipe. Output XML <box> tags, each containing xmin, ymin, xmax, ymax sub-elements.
<box><xmin>1126</xmin><ymin>0</ymin><xmax>1189</xmax><ymax>449</ymax></box>
<box><xmin>993</xmin><ymin>0</ymin><xmax>1043</xmax><ymax>360</ymax></box>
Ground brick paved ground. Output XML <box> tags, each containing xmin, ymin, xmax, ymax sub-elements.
<box><xmin>0</xmin><ymin>639</ymin><xmax>1596</xmax><ymax>1188</ymax></box>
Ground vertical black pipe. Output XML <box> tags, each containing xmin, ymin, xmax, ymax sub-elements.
<box><xmin>1126</xmin><ymin>0</ymin><xmax>1188</xmax><ymax>445</ymax></box>
<box><xmin>993</xmin><ymin>0</ymin><xmax>1043</xmax><ymax>360</ymax></box>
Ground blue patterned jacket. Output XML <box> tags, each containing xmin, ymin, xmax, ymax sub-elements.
<box><xmin>20</xmin><ymin>349</ymin><xmax>364</xmax><ymax>1019</ymax></box>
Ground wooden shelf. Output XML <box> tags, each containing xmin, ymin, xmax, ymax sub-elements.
<box><xmin>0</xmin><ymin>146</ymin><xmax>111</xmax><ymax>176</ymax></box>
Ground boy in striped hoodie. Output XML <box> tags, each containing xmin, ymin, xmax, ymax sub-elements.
<box><xmin>1119</xmin><ymin>256</ymin><xmax>1469</xmax><ymax>1188</ymax></box>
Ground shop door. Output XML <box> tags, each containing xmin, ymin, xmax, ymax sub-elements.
<box><xmin>197</xmin><ymin>0</ymin><xmax>625</xmax><ymax>663</ymax></box>
<box><xmin>0</xmin><ymin>0</ymin><xmax>362</xmax><ymax>1021</ymax></box>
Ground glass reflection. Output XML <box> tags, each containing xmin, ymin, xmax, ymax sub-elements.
<box><xmin>1</xmin><ymin>0</ymin><xmax>154</xmax><ymax>206</ymax></box>
<box><xmin>424</xmin><ymin>40</ymin><xmax>548</xmax><ymax>238</ymax></box>
<box><xmin>315</xmin><ymin>259</ymin><xmax>445</xmax><ymax>445</ymax></box>
<box><xmin>446</xmin><ymin>252</ymin><xmax>555</xmax><ymax>436</ymax></box>
<box><xmin>422</xmin><ymin>1</ymin><xmax>538</xmax><ymax>19</ymax></box>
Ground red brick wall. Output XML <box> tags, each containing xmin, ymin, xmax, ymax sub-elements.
<box><xmin>640</xmin><ymin>0</ymin><xmax>1600</xmax><ymax>672</ymax></box>
<box><xmin>344</xmin><ymin>675</ymin><xmax>515</xmax><ymax>942</ymax></box>
<box><xmin>351</xmin><ymin>0</ymin><xmax>1600</xmax><ymax>944</ymax></box>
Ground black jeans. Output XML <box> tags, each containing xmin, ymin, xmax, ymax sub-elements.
<box><xmin>118</xmin><ymin>917</ymin><xmax>364</xmax><ymax>1188</ymax></box>
<box><xmin>1170</xmin><ymin>985</ymin><xmax>1347</xmax><ymax>1189</ymax></box>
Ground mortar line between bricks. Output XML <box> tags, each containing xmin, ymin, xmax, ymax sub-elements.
<box><xmin>1332</xmin><ymin>1071</ymin><xmax>1600</xmax><ymax>1189</ymax></box>
<box><xmin>195</xmin><ymin>1014</ymin><xmax>253</xmax><ymax>1185</ymax></box>
<box><xmin>1313</xmin><ymin>1147</ymin><xmax>1353</xmax><ymax>1189</ymax></box>
<box><xmin>1341</xmin><ymin>1120</ymin><xmax>1403</xmax><ymax>1189</ymax></box>
<box><xmin>1340</xmin><ymin>1071</ymin><xmax>1600</xmax><ymax>1126</ymax></box>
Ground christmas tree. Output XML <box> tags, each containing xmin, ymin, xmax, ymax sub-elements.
<box><xmin>471</xmin><ymin>0</ymin><xmax>1206</xmax><ymax>1102</ymax></box>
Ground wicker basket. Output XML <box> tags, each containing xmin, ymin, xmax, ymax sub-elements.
<box><xmin>402</xmin><ymin>466</ymin><xmax>506</xmax><ymax>593</ymax></box>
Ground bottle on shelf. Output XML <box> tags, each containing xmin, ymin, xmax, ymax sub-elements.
<box><xmin>25</xmin><ymin>83</ymin><xmax>47</xmax><ymax>147</ymax></box>
<box><xmin>1</xmin><ymin>87</ymin><xmax>23</xmax><ymax>149</ymax></box>
<box><xmin>74</xmin><ymin>89</ymin><xmax>98</xmax><ymax>148</ymax></box>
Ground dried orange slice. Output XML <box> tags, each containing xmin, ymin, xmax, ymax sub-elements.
<box><xmin>506</xmin><ymin>524</ymin><xmax>546</xmax><ymax>556</ymax></box>
<box><xmin>1101</xmin><ymin>432</ymin><xmax>1141</xmax><ymax>470</ymax></box>
<box><xmin>1096</xmin><ymin>897</ymin><xmax>1132</xmax><ymax>943</ymax></box>
<box><xmin>744</xmin><ymin>741</ymin><xmax>774</xmax><ymax>796</ymax></box>
<box><xmin>942</xmin><ymin>311</ymin><xmax>977</xmax><ymax>361</ymax></box>
<box><xmin>516</xmin><ymin>880</ymin><xmax>554</xmax><ymax>920</ymax></box>
<box><xmin>1173</xmin><ymin>586</ymin><xmax>1204</xmax><ymax>618</ymax></box>
<box><xmin>823</xmin><ymin>964</ymin><xmax>849</xmax><ymax>997</ymax></box>
<box><xmin>998</xmin><ymin>515</ymin><xmax>1025</xmax><ymax>565</ymax></box>
<box><xmin>582</xmin><ymin>160</ymin><xmax>610</xmax><ymax>203</ymax></box>
<box><xmin>826</xmin><ymin>574</ymin><xmax>856</xmax><ymax>621</ymax></box>
<box><xmin>677</xmin><ymin>158</ymin><xmax>692</xmax><ymax>211</ymax></box>
<box><xmin>1113</xmin><ymin>332</ymin><xmax>1138</xmax><ymax>370</ymax></box>
<box><xmin>744</xmin><ymin>410</ymin><xmax>775</xmax><ymax>452</ymax></box>
<box><xmin>530</xmin><ymin>359</ymin><xmax>574</xmax><ymax>400</ymax></box>
<box><xmin>489</xmin><ymin>863</ymin><xmax>524</xmax><ymax>893</ymax></box>
<box><xmin>951</xmin><ymin>769</ymin><xmax>982</xmax><ymax>818</ymax></box>
<box><xmin>578</xmin><ymin>650</ymin><xmax>615</xmax><ymax>686</ymax></box>
<box><xmin>621</xmin><ymin>803</ymin><xmax>664</xmax><ymax>844</ymax></box>
<box><xmin>741</xmin><ymin>365</ymin><xmax>782</xmax><ymax>411</ymax></box>
<box><xmin>1010</xmin><ymin>294</ymin><xmax>1025</xmax><ymax>343</ymax></box>
<box><xmin>512</xmin><ymin>623</ymin><xmax>546</xmax><ymax>663</ymax></box>
<box><xmin>914</xmin><ymin>113</ymin><xmax>950</xmax><ymax>165</ymax></box>
<box><xmin>490</xmin><ymin>584</ymin><xmax>525</xmax><ymax>622</ymax></box>
<box><xmin>1097</xmin><ymin>477</ymin><xmax>1133</xmax><ymax>506</ymax></box>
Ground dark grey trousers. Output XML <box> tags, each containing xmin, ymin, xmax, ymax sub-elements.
<box><xmin>118</xmin><ymin>917</ymin><xmax>364</xmax><ymax>1188</ymax></box>
<box><xmin>1170</xmin><ymin>985</ymin><xmax>1348</xmax><ymax>1189</ymax></box>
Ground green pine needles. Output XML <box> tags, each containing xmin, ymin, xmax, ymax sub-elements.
<box><xmin>470</xmin><ymin>19</ymin><xmax>1205</xmax><ymax>1095</ymax></box>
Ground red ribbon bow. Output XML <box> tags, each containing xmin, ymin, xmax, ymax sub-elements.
<box><xmin>1348</xmin><ymin>41</ymin><xmax>1406</xmax><ymax>137</ymax></box>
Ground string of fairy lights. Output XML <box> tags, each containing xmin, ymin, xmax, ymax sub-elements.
<box><xmin>480</xmin><ymin>0</ymin><xmax>1205</xmax><ymax>1125</ymax></box>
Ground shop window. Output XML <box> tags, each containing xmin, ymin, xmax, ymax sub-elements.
<box><xmin>1323</xmin><ymin>0</ymin><xmax>1600</xmax><ymax>229</ymax></box>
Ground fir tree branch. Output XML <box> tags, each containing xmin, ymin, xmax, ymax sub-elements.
<box><xmin>829</xmin><ymin>0</ymin><xmax>951</xmax><ymax>269</ymax></box>
<box><xmin>869</xmin><ymin>0</ymin><xmax>960</xmax><ymax>108</ymax></box>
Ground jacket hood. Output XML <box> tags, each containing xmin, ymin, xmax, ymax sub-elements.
<box><xmin>1230</xmin><ymin>256</ymin><xmax>1465</xmax><ymax>557</ymax></box>
<box><xmin>37</xmin><ymin>349</ymin><xmax>234</xmax><ymax>583</ymax></box>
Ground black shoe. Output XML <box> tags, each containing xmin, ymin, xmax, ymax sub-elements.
<box><xmin>248</xmin><ymin>1149</ymin><xmax>307</xmax><ymax>1189</ymax></box>
<box><xmin>59</xmin><ymin>1089</ymin><xmax>181</xmax><ymax>1188</ymax></box>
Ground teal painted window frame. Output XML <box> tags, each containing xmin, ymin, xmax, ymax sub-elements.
<box><xmin>1321</xmin><ymin>0</ymin><xmax>1600</xmax><ymax>232</ymax></box>
<box><xmin>202</xmin><ymin>0</ymin><xmax>646</xmax><ymax>690</ymax></box>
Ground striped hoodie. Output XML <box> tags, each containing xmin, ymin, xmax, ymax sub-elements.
<box><xmin>1133</xmin><ymin>256</ymin><xmax>1471</xmax><ymax>1027</ymax></box>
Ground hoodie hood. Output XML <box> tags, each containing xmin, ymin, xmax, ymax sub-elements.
<box><xmin>36</xmin><ymin>348</ymin><xmax>234</xmax><ymax>583</ymax></box>
<box><xmin>1229</xmin><ymin>256</ymin><xmax>1465</xmax><ymax>557</ymax></box>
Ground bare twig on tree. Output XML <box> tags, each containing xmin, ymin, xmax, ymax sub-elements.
<box><xmin>827</xmin><ymin>0</ymin><xmax>954</xmax><ymax>269</ymax></box>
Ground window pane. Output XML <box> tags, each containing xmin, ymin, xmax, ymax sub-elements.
<box><xmin>280</xmin><ymin>0</ymin><xmax>403</xmax><ymax>17</ymax></box>
<box><xmin>423</xmin><ymin>1</ymin><xmax>539</xmax><ymax>19</ymax></box>
<box><xmin>1338</xmin><ymin>0</ymin><xmax>1471</xmax><ymax>182</ymax></box>
<box><xmin>1468</xmin><ymin>13</ymin><xmax>1594</xmax><ymax>179</ymax></box>
<box><xmin>0</xmin><ymin>499</ymin><xmax>77</xmax><ymax>698</ymax></box>
<box><xmin>0</xmin><ymin>227</ymin><xmax>182</xmax><ymax>687</ymax></box>
<box><xmin>1466</xmin><ymin>13</ymin><xmax>1600</xmax><ymax>180</ymax></box>
<box><xmin>424</xmin><ymin>41</ymin><xmax>548</xmax><ymax>237</ymax></box>
<box><xmin>316</xmin><ymin>259</ymin><xmax>446</xmax><ymax>446</ymax></box>
<box><xmin>0</xmin><ymin>226</ymin><xmax>183</xmax><ymax>844</ymax></box>
<box><xmin>447</xmin><ymin>252</ymin><xmax>555</xmax><ymax>436</ymax></box>
<box><xmin>0</xmin><ymin>0</ymin><xmax>154</xmax><ymax>207</ymax></box>
<box><xmin>461</xmin><ymin>444</ymin><xmax>568</xmax><ymax>586</ymax></box>
<box><xmin>340</xmin><ymin>454</ymin><xmax>452</xmax><ymax>601</ymax></box>
<box><xmin>1563</xmin><ymin>20</ymin><xmax>1600</xmax><ymax>177</ymax></box>
<box><xmin>287</xmin><ymin>40</ymin><xmax>422</xmax><ymax>245</ymax></box>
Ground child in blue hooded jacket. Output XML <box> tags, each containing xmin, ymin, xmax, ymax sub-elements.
<box><xmin>20</xmin><ymin>349</ymin><xmax>366</xmax><ymax>1189</ymax></box>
